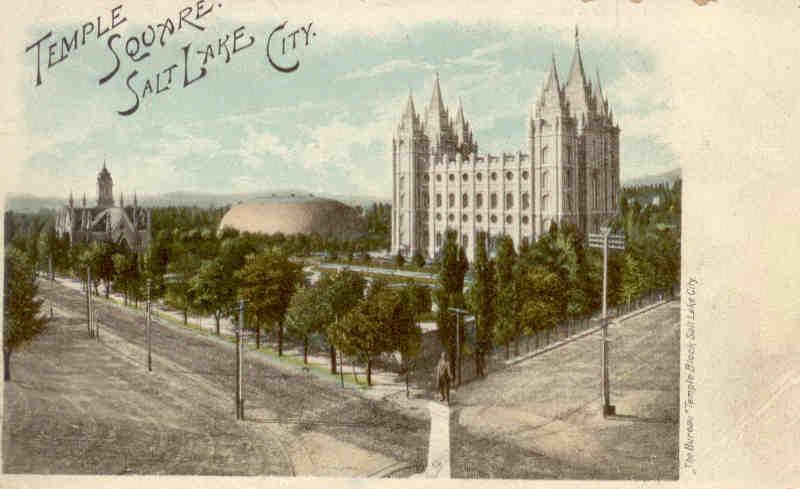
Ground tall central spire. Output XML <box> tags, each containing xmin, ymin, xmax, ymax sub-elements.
<box><xmin>429</xmin><ymin>72</ymin><xmax>445</xmax><ymax>115</ymax></box>
<box><xmin>564</xmin><ymin>26</ymin><xmax>591</xmax><ymax>120</ymax></box>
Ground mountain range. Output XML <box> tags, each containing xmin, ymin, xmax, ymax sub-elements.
<box><xmin>5</xmin><ymin>167</ymin><xmax>681</xmax><ymax>213</ymax></box>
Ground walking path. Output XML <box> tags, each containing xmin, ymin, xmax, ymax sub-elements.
<box><xmin>416</xmin><ymin>401</ymin><xmax>451</xmax><ymax>478</ymax></box>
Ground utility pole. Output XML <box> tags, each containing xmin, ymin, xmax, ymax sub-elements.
<box><xmin>86</xmin><ymin>267</ymin><xmax>92</xmax><ymax>337</ymax></box>
<box><xmin>236</xmin><ymin>299</ymin><xmax>245</xmax><ymax>420</ymax></box>
<box><xmin>146</xmin><ymin>278</ymin><xmax>152</xmax><ymax>372</ymax></box>
<box><xmin>589</xmin><ymin>227</ymin><xmax>626</xmax><ymax>418</ymax></box>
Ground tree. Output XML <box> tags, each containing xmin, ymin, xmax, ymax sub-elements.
<box><xmin>285</xmin><ymin>283</ymin><xmax>333</xmax><ymax>364</ymax></box>
<box><xmin>4</xmin><ymin>247</ymin><xmax>48</xmax><ymax>381</ymax></box>
<box><xmin>397</xmin><ymin>284</ymin><xmax>425</xmax><ymax>393</ymax></box>
<box><xmin>166</xmin><ymin>244</ymin><xmax>201</xmax><ymax>323</ymax></box>
<box><xmin>236</xmin><ymin>248</ymin><xmax>303</xmax><ymax>354</ymax></box>
<box><xmin>494</xmin><ymin>235</ymin><xmax>519</xmax><ymax>357</ymax></box>
<box><xmin>328</xmin><ymin>287</ymin><xmax>410</xmax><ymax>386</ymax></box>
<box><xmin>412</xmin><ymin>252</ymin><xmax>426</xmax><ymax>268</ymax></box>
<box><xmin>322</xmin><ymin>269</ymin><xmax>366</xmax><ymax>373</ymax></box>
<box><xmin>394</xmin><ymin>252</ymin><xmax>406</xmax><ymax>268</ymax></box>
<box><xmin>518</xmin><ymin>266</ymin><xmax>567</xmax><ymax>345</ymax></box>
<box><xmin>436</xmin><ymin>229</ymin><xmax>468</xmax><ymax>376</ymax></box>
<box><xmin>190</xmin><ymin>258</ymin><xmax>236</xmax><ymax>335</ymax></box>
<box><xmin>468</xmin><ymin>231</ymin><xmax>495</xmax><ymax>377</ymax></box>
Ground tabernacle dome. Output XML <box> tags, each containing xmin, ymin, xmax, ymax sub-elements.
<box><xmin>218</xmin><ymin>195</ymin><xmax>364</xmax><ymax>237</ymax></box>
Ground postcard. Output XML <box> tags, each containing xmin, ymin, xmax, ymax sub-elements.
<box><xmin>1</xmin><ymin>1</ymin><xmax>798</xmax><ymax>488</ymax></box>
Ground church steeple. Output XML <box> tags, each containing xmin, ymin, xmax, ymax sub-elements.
<box><xmin>97</xmin><ymin>162</ymin><xmax>114</xmax><ymax>207</ymax></box>
<box><xmin>564</xmin><ymin>26</ymin><xmax>591</xmax><ymax>123</ymax></box>
<box><xmin>425</xmin><ymin>72</ymin><xmax>451</xmax><ymax>146</ymax></box>
<box><xmin>536</xmin><ymin>53</ymin><xmax>563</xmax><ymax>115</ymax></box>
<box><xmin>403</xmin><ymin>89</ymin><xmax>416</xmax><ymax>118</ymax></box>
<box><xmin>68</xmin><ymin>191</ymin><xmax>74</xmax><ymax>209</ymax></box>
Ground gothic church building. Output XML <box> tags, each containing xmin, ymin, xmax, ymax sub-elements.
<box><xmin>391</xmin><ymin>31</ymin><xmax>620</xmax><ymax>261</ymax></box>
<box><xmin>56</xmin><ymin>163</ymin><xmax>151</xmax><ymax>252</ymax></box>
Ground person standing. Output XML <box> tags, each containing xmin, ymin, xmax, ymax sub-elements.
<box><xmin>435</xmin><ymin>352</ymin><xmax>451</xmax><ymax>404</ymax></box>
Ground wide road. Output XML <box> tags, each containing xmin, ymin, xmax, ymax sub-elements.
<box><xmin>4</xmin><ymin>281</ymin><xmax>428</xmax><ymax>476</ymax></box>
<box><xmin>450</xmin><ymin>301</ymin><xmax>680</xmax><ymax>479</ymax></box>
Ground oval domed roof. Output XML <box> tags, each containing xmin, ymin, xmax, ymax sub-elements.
<box><xmin>219</xmin><ymin>196</ymin><xmax>364</xmax><ymax>236</ymax></box>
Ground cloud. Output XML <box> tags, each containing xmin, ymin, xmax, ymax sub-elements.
<box><xmin>341</xmin><ymin>59</ymin><xmax>435</xmax><ymax>80</ymax></box>
<box><xmin>444</xmin><ymin>42</ymin><xmax>508</xmax><ymax>68</ymax></box>
<box><xmin>236</xmin><ymin>128</ymin><xmax>294</xmax><ymax>169</ymax></box>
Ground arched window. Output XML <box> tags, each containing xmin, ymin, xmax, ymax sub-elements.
<box><xmin>542</xmin><ymin>195</ymin><xmax>549</xmax><ymax>213</ymax></box>
<box><xmin>522</xmin><ymin>192</ymin><xmax>530</xmax><ymax>210</ymax></box>
<box><xmin>505</xmin><ymin>215</ymin><xmax>512</xmax><ymax>224</ymax></box>
<box><xmin>448</xmin><ymin>213</ymin><xmax>455</xmax><ymax>222</ymax></box>
<box><xmin>505</xmin><ymin>193</ymin><xmax>514</xmax><ymax>209</ymax></box>
<box><xmin>476</xmin><ymin>172</ymin><xmax>483</xmax><ymax>181</ymax></box>
<box><xmin>436</xmin><ymin>174</ymin><xmax>442</xmax><ymax>182</ymax></box>
<box><xmin>436</xmin><ymin>194</ymin><xmax>442</xmax><ymax>207</ymax></box>
<box><xmin>462</xmin><ymin>214</ymin><xmax>468</xmax><ymax>223</ymax></box>
<box><xmin>567</xmin><ymin>194</ymin><xmax>573</xmax><ymax>211</ymax></box>
<box><xmin>436</xmin><ymin>213</ymin><xmax>442</xmax><ymax>221</ymax></box>
<box><xmin>476</xmin><ymin>193</ymin><xmax>483</xmax><ymax>208</ymax></box>
<box><xmin>449</xmin><ymin>174</ymin><xmax>455</xmax><ymax>182</ymax></box>
<box><xmin>424</xmin><ymin>174</ymin><xmax>430</xmax><ymax>183</ymax></box>
<box><xmin>462</xmin><ymin>173</ymin><xmax>469</xmax><ymax>182</ymax></box>
<box><xmin>422</xmin><ymin>193</ymin><xmax>430</xmax><ymax>207</ymax></box>
<box><xmin>448</xmin><ymin>193</ymin><xmax>455</xmax><ymax>207</ymax></box>
<box><xmin>476</xmin><ymin>214</ymin><xmax>483</xmax><ymax>223</ymax></box>
<box><xmin>522</xmin><ymin>216</ymin><xmax>529</xmax><ymax>225</ymax></box>
<box><xmin>462</xmin><ymin>233</ymin><xmax>469</xmax><ymax>248</ymax></box>
<box><xmin>490</xmin><ymin>193</ymin><xmax>498</xmax><ymax>209</ymax></box>
<box><xmin>462</xmin><ymin>193</ymin><xmax>469</xmax><ymax>208</ymax></box>
<box><xmin>541</xmin><ymin>171</ymin><xmax>549</xmax><ymax>192</ymax></box>
<box><xmin>491</xmin><ymin>172</ymin><xmax>498</xmax><ymax>181</ymax></box>
<box><xmin>522</xmin><ymin>170</ymin><xmax>529</xmax><ymax>180</ymax></box>
<box><xmin>400</xmin><ymin>194</ymin><xmax>405</xmax><ymax>207</ymax></box>
<box><xmin>436</xmin><ymin>232</ymin><xmax>442</xmax><ymax>247</ymax></box>
<box><xmin>506</xmin><ymin>171</ymin><xmax>513</xmax><ymax>181</ymax></box>
<box><xmin>490</xmin><ymin>215</ymin><xmax>498</xmax><ymax>224</ymax></box>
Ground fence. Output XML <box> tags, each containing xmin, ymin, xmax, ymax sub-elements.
<box><xmin>401</xmin><ymin>287</ymin><xmax>676</xmax><ymax>391</ymax></box>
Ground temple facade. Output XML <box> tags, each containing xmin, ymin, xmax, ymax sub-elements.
<box><xmin>391</xmin><ymin>30</ymin><xmax>620</xmax><ymax>261</ymax></box>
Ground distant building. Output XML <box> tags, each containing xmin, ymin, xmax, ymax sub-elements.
<box><xmin>391</xmin><ymin>29</ymin><xmax>621</xmax><ymax>261</ymax></box>
<box><xmin>218</xmin><ymin>195</ymin><xmax>364</xmax><ymax>237</ymax></box>
<box><xmin>55</xmin><ymin>163</ymin><xmax>151</xmax><ymax>252</ymax></box>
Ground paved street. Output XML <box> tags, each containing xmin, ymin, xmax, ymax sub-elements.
<box><xmin>450</xmin><ymin>301</ymin><xmax>680</xmax><ymax>479</ymax></box>
<box><xmin>3</xmin><ymin>281</ymin><xmax>428</xmax><ymax>476</ymax></box>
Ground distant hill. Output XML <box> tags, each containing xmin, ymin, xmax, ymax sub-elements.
<box><xmin>4</xmin><ymin>190</ymin><xmax>390</xmax><ymax>213</ymax></box>
<box><xmin>622</xmin><ymin>167</ymin><xmax>681</xmax><ymax>188</ymax></box>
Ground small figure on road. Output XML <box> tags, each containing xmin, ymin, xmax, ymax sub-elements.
<box><xmin>435</xmin><ymin>352</ymin><xmax>451</xmax><ymax>404</ymax></box>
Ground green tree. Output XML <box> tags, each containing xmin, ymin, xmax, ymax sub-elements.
<box><xmin>3</xmin><ymin>247</ymin><xmax>48</xmax><ymax>381</ymax></box>
<box><xmin>494</xmin><ymin>235</ymin><xmax>519</xmax><ymax>357</ymax></box>
<box><xmin>436</xmin><ymin>229</ymin><xmax>468</xmax><ymax>376</ymax></box>
<box><xmin>165</xmin><ymin>244</ymin><xmax>201</xmax><ymax>323</ymax></box>
<box><xmin>518</xmin><ymin>266</ymin><xmax>567</xmax><ymax>345</ymax></box>
<box><xmin>322</xmin><ymin>269</ymin><xmax>366</xmax><ymax>373</ymax></box>
<box><xmin>190</xmin><ymin>258</ymin><xmax>236</xmax><ymax>335</ymax></box>
<box><xmin>397</xmin><ymin>284</ymin><xmax>425</xmax><ymax>393</ymax></box>
<box><xmin>394</xmin><ymin>252</ymin><xmax>406</xmax><ymax>268</ymax></box>
<box><xmin>236</xmin><ymin>248</ymin><xmax>303</xmax><ymax>354</ymax></box>
<box><xmin>412</xmin><ymin>252</ymin><xmax>426</xmax><ymax>268</ymax></box>
<box><xmin>285</xmin><ymin>282</ymin><xmax>333</xmax><ymax>364</ymax></box>
<box><xmin>468</xmin><ymin>231</ymin><xmax>495</xmax><ymax>377</ymax></box>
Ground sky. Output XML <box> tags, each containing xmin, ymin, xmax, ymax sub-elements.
<box><xmin>16</xmin><ymin>9</ymin><xmax>676</xmax><ymax>200</ymax></box>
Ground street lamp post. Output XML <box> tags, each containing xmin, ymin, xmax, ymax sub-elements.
<box><xmin>589</xmin><ymin>226</ymin><xmax>626</xmax><ymax>418</ymax></box>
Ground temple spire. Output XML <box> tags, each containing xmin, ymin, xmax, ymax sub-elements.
<box><xmin>430</xmin><ymin>72</ymin><xmax>444</xmax><ymax>112</ymax></box>
<box><xmin>119</xmin><ymin>192</ymin><xmax>124</xmax><ymax>208</ymax></box>
<box><xmin>68</xmin><ymin>191</ymin><xmax>74</xmax><ymax>208</ymax></box>
<box><xmin>566</xmin><ymin>26</ymin><xmax>587</xmax><ymax>88</ymax></box>
<box><xmin>403</xmin><ymin>88</ymin><xmax>416</xmax><ymax>118</ymax></box>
